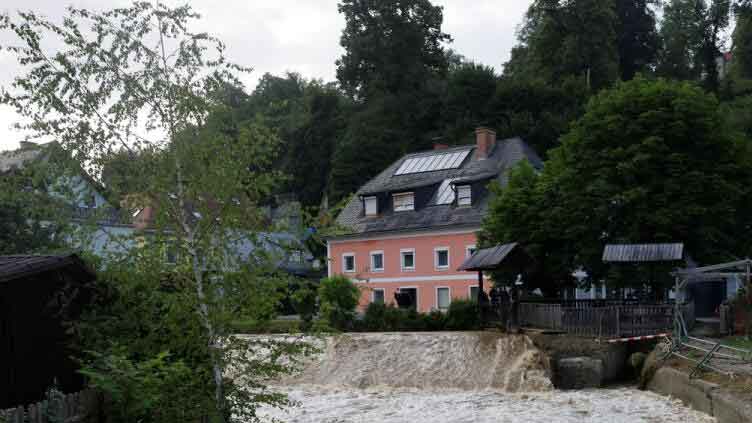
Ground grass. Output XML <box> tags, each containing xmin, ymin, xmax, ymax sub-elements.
<box><xmin>722</xmin><ymin>336</ymin><xmax>752</xmax><ymax>351</ymax></box>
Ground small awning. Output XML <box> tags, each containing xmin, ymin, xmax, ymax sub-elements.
<box><xmin>602</xmin><ymin>243</ymin><xmax>684</xmax><ymax>263</ymax></box>
<box><xmin>458</xmin><ymin>243</ymin><xmax>522</xmax><ymax>272</ymax></box>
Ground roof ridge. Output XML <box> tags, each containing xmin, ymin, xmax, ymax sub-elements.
<box><xmin>402</xmin><ymin>144</ymin><xmax>475</xmax><ymax>158</ymax></box>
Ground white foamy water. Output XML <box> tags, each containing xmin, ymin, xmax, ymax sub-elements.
<box><xmin>278</xmin><ymin>332</ymin><xmax>552</xmax><ymax>392</ymax></box>
<box><xmin>238</xmin><ymin>332</ymin><xmax>714</xmax><ymax>422</ymax></box>
<box><xmin>258</xmin><ymin>385</ymin><xmax>715</xmax><ymax>423</ymax></box>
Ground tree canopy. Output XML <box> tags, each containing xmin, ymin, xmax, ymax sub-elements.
<box><xmin>482</xmin><ymin>77</ymin><xmax>752</xmax><ymax>293</ymax></box>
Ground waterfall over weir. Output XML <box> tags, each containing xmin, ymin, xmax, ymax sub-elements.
<box><xmin>279</xmin><ymin>332</ymin><xmax>553</xmax><ymax>392</ymax></box>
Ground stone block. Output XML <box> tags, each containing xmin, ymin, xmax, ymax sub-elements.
<box><xmin>647</xmin><ymin>367</ymin><xmax>716</xmax><ymax>415</ymax></box>
<box><xmin>556</xmin><ymin>357</ymin><xmax>604</xmax><ymax>389</ymax></box>
<box><xmin>710</xmin><ymin>389</ymin><xmax>752</xmax><ymax>423</ymax></box>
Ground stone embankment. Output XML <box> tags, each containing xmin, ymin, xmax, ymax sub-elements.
<box><xmin>647</xmin><ymin>366</ymin><xmax>752</xmax><ymax>423</ymax></box>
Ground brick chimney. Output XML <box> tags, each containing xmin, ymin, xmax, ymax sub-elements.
<box><xmin>474</xmin><ymin>127</ymin><xmax>496</xmax><ymax>160</ymax></box>
<box><xmin>433</xmin><ymin>142</ymin><xmax>449</xmax><ymax>150</ymax></box>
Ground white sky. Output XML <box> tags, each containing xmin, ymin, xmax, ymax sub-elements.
<box><xmin>0</xmin><ymin>1</ymin><xmax>532</xmax><ymax>151</ymax></box>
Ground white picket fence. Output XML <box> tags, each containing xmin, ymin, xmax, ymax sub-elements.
<box><xmin>1</xmin><ymin>390</ymin><xmax>100</xmax><ymax>423</ymax></box>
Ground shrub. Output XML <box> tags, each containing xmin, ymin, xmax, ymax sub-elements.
<box><xmin>423</xmin><ymin>310</ymin><xmax>447</xmax><ymax>331</ymax></box>
<box><xmin>291</xmin><ymin>282</ymin><xmax>318</xmax><ymax>331</ymax></box>
<box><xmin>80</xmin><ymin>350</ymin><xmax>209</xmax><ymax>423</ymax></box>
<box><xmin>230</xmin><ymin>319</ymin><xmax>301</xmax><ymax>334</ymax></box>
<box><xmin>362</xmin><ymin>302</ymin><xmax>388</xmax><ymax>331</ymax></box>
<box><xmin>445</xmin><ymin>299</ymin><xmax>480</xmax><ymax>330</ymax></box>
<box><xmin>318</xmin><ymin>276</ymin><xmax>360</xmax><ymax>330</ymax></box>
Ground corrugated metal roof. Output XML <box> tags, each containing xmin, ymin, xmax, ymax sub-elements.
<box><xmin>458</xmin><ymin>243</ymin><xmax>518</xmax><ymax>271</ymax></box>
<box><xmin>602</xmin><ymin>243</ymin><xmax>684</xmax><ymax>263</ymax></box>
<box><xmin>0</xmin><ymin>254</ymin><xmax>93</xmax><ymax>283</ymax></box>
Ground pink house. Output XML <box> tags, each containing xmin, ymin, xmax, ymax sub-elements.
<box><xmin>327</xmin><ymin>128</ymin><xmax>541</xmax><ymax>313</ymax></box>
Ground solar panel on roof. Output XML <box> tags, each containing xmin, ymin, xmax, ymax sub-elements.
<box><xmin>394</xmin><ymin>150</ymin><xmax>470</xmax><ymax>175</ymax></box>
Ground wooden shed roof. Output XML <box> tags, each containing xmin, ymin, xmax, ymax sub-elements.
<box><xmin>0</xmin><ymin>254</ymin><xmax>93</xmax><ymax>283</ymax></box>
<box><xmin>602</xmin><ymin>243</ymin><xmax>684</xmax><ymax>263</ymax></box>
<box><xmin>458</xmin><ymin>242</ymin><xmax>527</xmax><ymax>271</ymax></box>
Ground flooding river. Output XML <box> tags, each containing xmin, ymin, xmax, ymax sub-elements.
<box><xmin>257</xmin><ymin>385</ymin><xmax>714</xmax><ymax>423</ymax></box>
<box><xmin>242</xmin><ymin>332</ymin><xmax>714</xmax><ymax>422</ymax></box>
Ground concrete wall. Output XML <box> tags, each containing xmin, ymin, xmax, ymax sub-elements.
<box><xmin>648</xmin><ymin>367</ymin><xmax>752</xmax><ymax>423</ymax></box>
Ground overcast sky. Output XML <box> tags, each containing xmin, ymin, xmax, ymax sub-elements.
<box><xmin>0</xmin><ymin>1</ymin><xmax>532</xmax><ymax>151</ymax></box>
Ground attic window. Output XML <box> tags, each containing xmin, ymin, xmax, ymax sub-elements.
<box><xmin>393</xmin><ymin>192</ymin><xmax>415</xmax><ymax>212</ymax></box>
<box><xmin>457</xmin><ymin>185</ymin><xmax>472</xmax><ymax>206</ymax></box>
<box><xmin>364</xmin><ymin>196</ymin><xmax>378</xmax><ymax>216</ymax></box>
<box><xmin>435</xmin><ymin>179</ymin><xmax>457</xmax><ymax>205</ymax></box>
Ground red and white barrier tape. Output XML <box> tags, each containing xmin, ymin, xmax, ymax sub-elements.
<box><xmin>606</xmin><ymin>333</ymin><xmax>670</xmax><ymax>343</ymax></box>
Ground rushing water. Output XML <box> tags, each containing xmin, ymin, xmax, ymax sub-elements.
<box><xmin>258</xmin><ymin>385</ymin><xmax>714</xmax><ymax>423</ymax></box>
<box><xmin>247</xmin><ymin>332</ymin><xmax>715</xmax><ymax>422</ymax></box>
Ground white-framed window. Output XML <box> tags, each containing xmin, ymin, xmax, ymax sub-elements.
<box><xmin>400</xmin><ymin>248</ymin><xmax>416</xmax><ymax>271</ymax></box>
<box><xmin>393</xmin><ymin>192</ymin><xmax>415</xmax><ymax>212</ymax></box>
<box><xmin>457</xmin><ymin>185</ymin><xmax>472</xmax><ymax>206</ymax></box>
<box><xmin>364</xmin><ymin>196</ymin><xmax>378</xmax><ymax>216</ymax></box>
<box><xmin>466</xmin><ymin>245</ymin><xmax>477</xmax><ymax>258</ymax></box>
<box><xmin>370</xmin><ymin>250</ymin><xmax>384</xmax><ymax>272</ymax></box>
<box><xmin>436</xmin><ymin>286</ymin><xmax>451</xmax><ymax>311</ymax></box>
<box><xmin>434</xmin><ymin>247</ymin><xmax>450</xmax><ymax>270</ymax></box>
<box><xmin>469</xmin><ymin>285</ymin><xmax>479</xmax><ymax>301</ymax></box>
<box><xmin>342</xmin><ymin>253</ymin><xmax>356</xmax><ymax>273</ymax></box>
<box><xmin>372</xmin><ymin>288</ymin><xmax>385</xmax><ymax>304</ymax></box>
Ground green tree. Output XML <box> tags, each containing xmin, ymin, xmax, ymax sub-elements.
<box><xmin>492</xmin><ymin>76</ymin><xmax>589</xmax><ymax>155</ymax></box>
<box><xmin>440</xmin><ymin>61</ymin><xmax>499</xmax><ymax>142</ymax></box>
<box><xmin>331</xmin><ymin>0</ymin><xmax>452</xmax><ymax>202</ymax></box>
<box><xmin>1</xmin><ymin>4</ymin><xmax>310</xmax><ymax>421</ymax></box>
<box><xmin>731</xmin><ymin>0</ymin><xmax>752</xmax><ymax>80</ymax></box>
<box><xmin>550</xmin><ymin>78</ymin><xmax>751</xmax><ymax>283</ymax></box>
<box><xmin>480</xmin><ymin>162</ymin><xmax>576</xmax><ymax>295</ymax></box>
<box><xmin>318</xmin><ymin>275</ymin><xmax>360</xmax><ymax>330</ymax></box>
<box><xmin>657</xmin><ymin>0</ymin><xmax>732</xmax><ymax>92</ymax></box>
<box><xmin>508</xmin><ymin>0</ymin><xmax>620</xmax><ymax>90</ymax></box>
<box><xmin>336</xmin><ymin>0</ymin><xmax>451</xmax><ymax>100</ymax></box>
<box><xmin>484</xmin><ymin>78</ymin><xmax>752</xmax><ymax>293</ymax></box>
<box><xmin>616</xmin><ymin>0</ymin><xmax>660</xmax><ymax>80</ymax></box>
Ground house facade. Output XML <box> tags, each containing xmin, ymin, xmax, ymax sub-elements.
<box><xmin>328</xmin><ymin>128</ymin><xmax>542</xmax><ymax>313</ymax></box>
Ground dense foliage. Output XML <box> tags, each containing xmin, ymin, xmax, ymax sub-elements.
<box><xmin>0</xmin><ymin>3</ymin><xmax>314</xmax><ymax>421</ymax></box>
<box><xmin>482</xmin><ymin>77</ymin><xmax>752</xmax><ymax>295</ymax></box>
<box><xmin>358</xmin><ymin>300</ymin><xmax>480</xmax><ymax>331</ymax></box>
<box><xmin>318</xmin><ymin>275</ymin><xmax>361</xmax><ymax>330</ymax></box>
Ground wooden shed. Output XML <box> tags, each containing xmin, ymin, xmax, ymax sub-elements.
<box><xmin>0</xmin><ymin>254</ymin><xmax>95</xmax><ymax>408</ymax></box>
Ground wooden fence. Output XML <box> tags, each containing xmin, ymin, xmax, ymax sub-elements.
<box><xmin>1</xmin><ymin>390</ymin><xmax>100</xmax><ymax>423</ymax></box>
<box><xmin>519</xmin><ymin>301</ymin><xmax>690</xmax><ymax>338</ymax></box>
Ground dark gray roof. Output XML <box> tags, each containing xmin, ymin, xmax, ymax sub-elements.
<box><xmin>458</xmin><ymin>243</ymin><xmax>519</xmax><ymax>271</ymax></box>
<box><xmin>0</xmin><ymin>254</ymin><xmax>94</xmax><ymax>283</ymax></box>
<box><xmin>602</xmin><ymin>243</ymin><xmax>684</xmax><ymax>263</ymax></box>
<box><xmin>335</xmin><ymin>137</ymin><xmax>542</xmax><ymax>236</ymax></box>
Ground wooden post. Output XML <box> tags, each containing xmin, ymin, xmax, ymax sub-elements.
<box><xmin>478</xmin><ymin>270</ymin><xmax>484</xmax><ymax>324</ymax></box>
<box><xmin>616</xmin><ymin>306</ymin><xmax>621</xmax><ymax>337</ymax></box>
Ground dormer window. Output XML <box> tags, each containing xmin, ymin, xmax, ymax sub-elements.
<box><xmin>364</xmin><ymin>196</ymin><xmax>378</xmax><ymax>216</ymax></box>
<box><xmin>393</xmin><ymin>192</ymin><xmax>415</xmax><ymax>212</ymax></box>
<box><xmin>457</xmin><ymin>185</ymin><xmax>472</xmax><ymax>206</ymax></box>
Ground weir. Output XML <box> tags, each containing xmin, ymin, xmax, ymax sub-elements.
<box><xmin>280</xmin><ymin>332</ymin><xmax>552</xmax><ymax>392</ymax></box>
